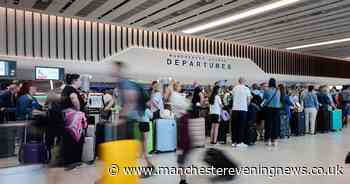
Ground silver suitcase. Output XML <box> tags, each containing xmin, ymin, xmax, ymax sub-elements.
<box><xmin>188</xmin><ymin>118</ymin><xmax>206</xmax><ymax>148</ymax></box>
<box><xmin>82</xmin><ymin>137</ymin><xmax>95</xmax><ymax>162</ymax></box>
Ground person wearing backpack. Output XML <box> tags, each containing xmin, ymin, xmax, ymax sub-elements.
<box><xmin>302</xmin><ymin>86</ymin><xmax>319</xmax><ymax>135</ymax></box>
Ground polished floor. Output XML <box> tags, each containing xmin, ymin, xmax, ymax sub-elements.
<box><xmin>1</xmin><ymin>128</ymin><xmax>350</xmax><ymax>184</ymax></box>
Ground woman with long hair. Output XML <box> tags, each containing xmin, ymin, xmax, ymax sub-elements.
<box><xmin>16</xmin><ymin>81</ymin><xmax>44</xmax><ymax>120</ymax></box>
<box><xmin>263</xmin><ymin>78</ymin><xmax>281</xmax><ymax>146</ymax></box>
<box><xmin>209</xmin><ymin>85</ymin><xmax>222</xmax><ymax>145</ymax></box>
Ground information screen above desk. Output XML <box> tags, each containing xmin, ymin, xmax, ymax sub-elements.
<box><xmin>0</xmin><ymin>60</ymin><xmax>16</xmax><ymax>78</ymax></box>
<box><xmin>35</xmin><ymin>67</ymin><xmax>64</xmax><ymax>80</ymax></box>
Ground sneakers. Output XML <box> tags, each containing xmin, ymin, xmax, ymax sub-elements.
<box><xmin>272</xmin><ymin>141</ymin><xmax>278</xmax><ymax>147</ymax></box>
<box><xmin>237</xmin><ymin>143</ymin><xmax>248</xmax><ymax>148</ymax></box>
<box><xmin>266</xmin><ymin>141</ymin><xmax>272</xmax><ymax>146</ymax></box>
<box><xmin>232</xmin><ymin>143</ymin><xmax>248</xmax><ymax>148</ymax></box>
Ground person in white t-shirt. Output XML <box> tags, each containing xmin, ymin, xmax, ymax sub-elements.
<box><xmin>231</xmin><ymin>77</ymin><xmax>252</xmax><ymax>148</ymax></box>
<box><xmin>209</xmin><ymin>86</ymin><xmax>223</xmax><ymax>145</ymax></box>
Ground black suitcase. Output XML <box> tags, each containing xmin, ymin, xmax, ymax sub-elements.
<box><xmin>244</xmin><ymin>121</ymin><xmax>257</xmax><ymax>145</ymax></box>
<box><xmin>203</xmin><ymin>148</ymin><xmax>238</xmax><ymax>181</ymax></box>
<box><xmin>218</xmin><ymin>121</ymin><xmax>229</xmax><ymax>144</ymax></box>
<box><xmin>316</xmin><ymin>107</ymin><xmax>330</xmax><ymax>133</ymax></box>
<box><xmin>291</xmin><ymin>112</ymin><xmax>305</xmax><ymax>136</ymax></box>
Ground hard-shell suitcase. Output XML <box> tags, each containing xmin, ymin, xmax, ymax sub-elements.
<box><xmin>155</xmin><ymin>119</ymin><xmax>177</xmax><ymax>152</ymax></box>
<box><xmin>86</xmin><ymin>125</ymin><xmax>95</xmax><ymax>137</ymax></box>
<box><xmin>291</xmin><ymin>112</ymin><xmax>305</xmax><ymax>136</ymax></box>
<box><xmin>330</xmin><ymin>110</ymin><xmax>342</xmax><ymax>131</ymax></box>
<box><xmin>188</xmin><ymin>118</ymin><xmax>206</xmax><ymax>148</ymax></box>
<box><xmin>82</xmin><ymin>137</ymin><xmax>95</xmax><ymax>163</ymax></box>
<box><xmin>316</xmin><ymin>108</ymin><xmax>330</xmax><ymax>133</ymax></box>
<box><xmin>244</xmin><ymin>121</ymin><xmax>257</xmax><ymax>145</ymax></box>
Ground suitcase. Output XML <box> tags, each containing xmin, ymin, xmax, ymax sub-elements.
<box><xmin>203</xmin><ymin>148</ymin><xmax>238</xmax><ymax>181</ymax></box>
<box><xmin>280</xmin><ymin>112</ymin><xmax>290</xmax><ymax>138</ymax></box>
<box><xmin>244</xmin><ymin>121</ymin><xmax>257</xmax><ymax>145</ymax></box>
<box><xmin>82</xmin><ymin>137</ymin><xmax>95</xmax><ymax>163</ymax></box>
<box><xmin>330</xmin><ymin>110</ymin><xmax>342</xmax><ymax>131</ymax></box>
<box><xmin>19</xmin><ymin>125</ymin><xmax>49</xmax><ymax>164</ymax></box>
<box><xmin>155</xmin><ymin>119</ymin><xmax>177</xmax><ymax>152</ymax></box>
<box><xmin>291</xmin><ymin>112</ymin><xmax>305</xmax><ymax>136</ymax></box>
<box><xmin>188</xmin><ymin>118</ymin><xmax>205</xmax><ymax>148</ymax></box>
<box><xmin>218</xmin><ymin>121</ymin><xmax>229</xmax><ymax>144</ymax></box>
<box><xmin>19</xmin><ymin>143</ymin><xmax>49</xmax><ymax>164</ymax></box>
<box><xmin>316</xmin><ymin>108</ymin><xmax>330</xmax><ymax>133</ymax></box>
<box><xmin>86</xmin><ymin>125</ymin><xmax>95</xmax><ymax>137</ymax></box>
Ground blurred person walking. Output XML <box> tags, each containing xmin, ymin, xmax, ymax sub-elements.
<box><xmin>164</xmin><ymin>80</ymin><xmax>191</xmax><ymax>184</ymax></box>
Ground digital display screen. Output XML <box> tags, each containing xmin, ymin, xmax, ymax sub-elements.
<box><xmin>0</xmin><ymin>61</ymin><xmax>5</xmax><ymax>76</ymax></box>
<box><xmin>0</xmin><ymin>60</ymin><xmax>16</xmax><ymax>77</ymax></box>
<box><xmin>35</xmin><ymin>67</ymin><xmax>64</xmax><ymax>80</ymax></box>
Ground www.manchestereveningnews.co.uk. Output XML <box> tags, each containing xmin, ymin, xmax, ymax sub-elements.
<box><xmin>108</xmin><ymin>164</ymin><xmax>344</xmax><ymax>178</ymax></box>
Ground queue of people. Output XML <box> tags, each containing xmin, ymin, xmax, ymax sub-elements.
<box><xmin>1</xmin><ymin>68</ymin><xmax>350</xmax><ymax>183</ymax></box>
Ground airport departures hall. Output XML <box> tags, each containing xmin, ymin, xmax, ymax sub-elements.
<box><xmin>0</xmin><ymin>0</ymin><xmax>350</xmax><ymax>184</ymax></box>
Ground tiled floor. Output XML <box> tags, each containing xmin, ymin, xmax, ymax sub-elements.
<box><xmin>1</xmin><ymin>128</ymin><xmax>350</xmax><ymax>184</ymax></box>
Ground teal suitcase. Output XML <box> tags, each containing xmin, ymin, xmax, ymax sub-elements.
<box><xmin>330</xmin><ymin>110</ymin><xmax>342</xmax><ymax>131</ymax></box>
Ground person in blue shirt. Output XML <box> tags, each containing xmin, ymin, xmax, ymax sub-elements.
<box><xmin>302</xmin><ymin>85</ymin><xmax>319</xmax><ymax>135</ymax></box>
<box><xmin>263</xmin><ymin>78</ymin><xmax>281</xmax><ymax>146</ymax></box>
<box><xmin>16</xmin><ymin>82</ymin><xmax>43</xmax><ymax>120</ymax></box>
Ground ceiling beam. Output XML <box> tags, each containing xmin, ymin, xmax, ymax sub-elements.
<box><xmin>62</xmin><ymin>0</ymin><xmax>95</xmax><ymax>16</ymax></box>
<box><xmin>201</xmin><ymin>0</ymin><xmax>344</xmax><ymax>38</ymax></box>
<box><xmin>132</xmin><ymin>0</ymin><xmax>203</xmax><ymax>27</ymax></box>
<box><xmin>147</xmin><ymin>0</ymin><xmax>234</xmax><ymax>30</ymax></box>
<box><xmin>46</xmin><ymin>0</ymin><xmax>72</xmax><ymax>14</ymax></box>
<box><xmin>121</xmin><ymin>0</ymin><xmax>173</xmax><ymax>24</ymax></box>
<box><xmin>86</xmin><ymin>0</ymin><xmax>125</xmax><ymax>18</ymax></box>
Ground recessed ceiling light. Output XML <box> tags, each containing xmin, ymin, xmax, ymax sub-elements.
<box><xmin>182</xmin><ymin>0</ymin><xmax>301</xmax><ymax>34</ymax></box>
<box><xmin>286</xmin><ymin>37</ymin><xmax>350</xmax><ymax>50</ymax></box>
